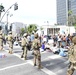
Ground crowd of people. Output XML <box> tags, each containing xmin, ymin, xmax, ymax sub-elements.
<box><xmin>1</xmin><ymin>30</ymin><xmax>76</xmax><ymax>74</ymax></box>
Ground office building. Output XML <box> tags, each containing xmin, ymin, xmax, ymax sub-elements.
<box><xmin>56</xmin><ymin>0</ymin><xmax>76</xmax><ymax>25</ymax></box>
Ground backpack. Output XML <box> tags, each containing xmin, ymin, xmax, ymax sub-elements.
<box><xmin>33</xmin><ymin>39</ymin><xmax>40</xmax><ymax>49</ymax></box>
<box><xmin>68</xmin><ymin>45</ymin><xmax>76</xmax><ymax>63</ymax></box>
<box><xmin>21</xmin><ymin>38</ymin><xmax>27</xmax><ymax>47</ymax></box>
<box><xmin>8</xmin><ymin>35</ymin><xmax>12</xmax><ymax>41</ymax></box>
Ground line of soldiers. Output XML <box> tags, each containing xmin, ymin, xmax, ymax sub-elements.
<box><xmin>0</xmin><ymin>31</ymin><xmax>43</xmax><ymax>69</ymax></box>
<box><xmin>1</xmin><ymin>30</ymin><xmax>76</xmax><ymax>72</ymax></box>
<box><xmin>21</xmin><ymin>33</ymin><xmax>43</xmax><ymax>69</ymax></box>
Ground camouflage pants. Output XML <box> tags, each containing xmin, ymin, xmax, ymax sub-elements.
<box><xmin>33</xmin><ymin>50</ymin><xmax>42</xmax><ymax>68</ymax></box>
<box><xmin>8</xmin><ymin>41</ymin><xmax>13</xmax><ymax>53</ymax></box>
<box><xmin>67</xmin><ymin>62</ymin><xmax>76</xmax><ymax>75</ymax></box>
<box><xmin>21</xmin><ymin>46</ymin><xmax>27</xmax><ymax>59</ymax></box>
<box><xmin>0</xmin><ymin>39</ymin><xmax>3</xmax><ymax>50</ymax></box>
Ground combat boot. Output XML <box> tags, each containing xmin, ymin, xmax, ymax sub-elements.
<box><xmin>38</xmin><ymin>65</ymin><xmax>43</xmax><ymax>69</ymax></box>
<box><xmin>21</xmin><ymin>55</ymin><xmax>23</xmax><ymax>58</ymax></box>
<box><xmin>8</xmin><ymin>51</ymin><xmax>10</xmax><ymax>53</ymax></box>
<box><xmin>10</xmin><ymin>51</ymin><xmax>13</xmax><ymax>54</ymax></box>
<box><xmin>24</xmin><ymin>57</ymin><xmax>27</xmax><ymax>60</ymax></box>
<box><xmin>34</xmin><ymin>63</ymin><xmax>37</xmax><ymax>66</ymax></box>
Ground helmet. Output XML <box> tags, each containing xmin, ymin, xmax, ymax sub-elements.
<box><xmin>34</xmin><ymin>33</ymin><xmax>38</xmax><ymax>38</ymax></box>
<box><xmin>72</xmin><ymin>36</ymin><xmax>76</xmax><ymax>44</ymax></box>
<box><xmin>9</xmin><ymin>31</ymin><xmax>12</xmax><ymax>34</ymax></box>
<box><xmin>23</xmin><ymin>33</ymin><xmax>27</xmax><ymax>37</ymax></box>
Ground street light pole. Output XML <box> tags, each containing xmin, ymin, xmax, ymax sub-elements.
<box><xmin>0</xmin><ymin>2</ymin><xmax>18</xmax><ymax>22</ymax></box>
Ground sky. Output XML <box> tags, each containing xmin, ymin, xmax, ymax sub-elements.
<box><xmin>0</xmin><ymin>0</ymin><xmax>56</xmax><ymax>25</ymax></box>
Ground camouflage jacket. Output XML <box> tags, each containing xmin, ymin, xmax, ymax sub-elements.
<box><xmin>32</xmin><ymin>39</ymin><xmax>41</xmax><ymax>50</ymax></box>
<box><xmin>68</xmin><ymin>44</ymin><xmax>76</xmax><ymax>63</ymax></box>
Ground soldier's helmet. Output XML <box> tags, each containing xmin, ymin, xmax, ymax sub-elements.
<box><xmin>34</xmin><ymin>33</ymin><xmax>38</xmax><ymax>38</ymax></box>
<box><xmin>72</xmin><ymin>36</ymin><xmax>76</xmax><ymax>44</ymax></box>
<box><xmin>23</xmin><ymin>33</ymin><xmax>27</xmax><ymax>37</ymax></box>
<box><xmin>9</xmin><ymin>31</ymin><xmax>12</xmax><ymax>34</ymax></box>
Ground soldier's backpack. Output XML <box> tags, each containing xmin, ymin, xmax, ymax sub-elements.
<box><xmin>21</xmin><ymin>38</ymin><xmax>27</xmax><ymax>47</ymax></box>
<box><xmin>8</xmin><ymin>35</ymin><xmax>12</xmax><ymax>41</ymax></box>
<box><xmin>68</xmin><ymin>45</ymin><xmax>76</xmax><ymax>63</ymax></box>
<box><xmin>33</xmin><ymin>39</ymin><xmax>41</xmax><ymax>49</ymax></box>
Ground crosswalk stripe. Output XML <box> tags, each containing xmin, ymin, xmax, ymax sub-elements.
<box><xmin>0</xmin><ymin>62</ymin><xmax>28</xmax><ymax>71</ymax></box>
<box><xmin>28</xmin><ymin>60</ymin><xmax>57</xmax><ymax>75</ymax></box>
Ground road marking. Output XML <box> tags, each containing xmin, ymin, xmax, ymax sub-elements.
<box><xmin>48</xmin><ymin>55</ymin><xmax>62</xmax><ymax>59</ymax></box>
<box><xmin>4</xmin><ymin>46</ymin><xmax>67</xmax><ymax>75</ymax></box>
<box><xmin>28</xmin><ymin>60</ymin><xmax>56</xmax><ymax>75</ymax></box>
<box><xmin>0</xmin><ymin>62</ymin><xmax>28</xmax><ymax>71</ymax></box>
<box><xmin>41</xmin><ymin>68</ymin><xmax>56</xmax><ymax>75</ymax></box>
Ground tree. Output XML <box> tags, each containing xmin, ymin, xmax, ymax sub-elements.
<box><xmin>40</xmin><ymin>26</ymin><xmax>43</xmax><ymax>31</ymax></box>
<box><xmin>0</xmin><ymin>4</ymin><xmax>5</xmax><ymax>19</ymax></box>
<box><xmin>27</xmin><ymin>24</ymin><xmax>37</xmax><ymax>34</ymax></box>
<box><xmin>68</xmin><ymin>10</ymin><xmax>73</xmax><ymax>26</ymax></box>
<box><xmin>20</xmin><ymin>28</ymin><xmax>25</xmax><ymax>36</ymax></box>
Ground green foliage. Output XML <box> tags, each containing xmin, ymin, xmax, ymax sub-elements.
<box><xmin>20</xmin><ymin>28</ymin><xmax>25</xmax><ymax>36</ymax></box>
<box><xmin>40</xmin><ymin>26</ymin><xmax>43</xmax><ymax>30</ymax></box>
<box><xmin>68</xmin><ymin>10</ymin><xmax>72</xmax><ymax>16</ymax></box>
<box><xmin>68</xmin><ymin>10</ymin><xmax>76</xmax><ymax>26</ymax></box>
<box><xmin>27</xmin><ymin>24</ymin><xmax>37</xmax><ymax>34</ymax></box>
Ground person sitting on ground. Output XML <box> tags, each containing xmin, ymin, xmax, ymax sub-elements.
<box><xmin>59</xmin><ymin>45</ymin><xmax>67</xmax><ymax>57</ymax></box>
<box><xmin>45</xmin><ymin>43</ymin><xmax>51</xmax><ymax>51</ymax></box>
<box><xmin>51</xmin><ymin>43</ymin><xmax>59</xmax><ymax>54</ymax></box>
<box><xmin>40</xmin><ymin>41</ymin><xmax>46</xmax><ymax>52</ymax></box>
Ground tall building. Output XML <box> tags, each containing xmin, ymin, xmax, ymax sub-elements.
<box><xmin>56</xmin><ymin>0</ymin><xmax>76</xmax><ymax>25</ymax></box>
<box><xmin>56</xmin><ymin>0</ymin><xmax>68</xmax><ymax>25</ymax></box>
<box><xmin>71</xmin><ymin>0</ymin><xmax>76</xmax><ymax>15</ymax></box>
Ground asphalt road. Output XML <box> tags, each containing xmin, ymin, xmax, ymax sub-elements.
<box><xmin>0</xmin><ymin>44</ymin><xmax>76</xmax><ymax>75</ymax></box>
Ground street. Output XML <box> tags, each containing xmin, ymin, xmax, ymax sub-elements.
<box><xmin>0</xmin><ymin>44</ymin><xmax>76</xmax><ymax>75</ymax></box>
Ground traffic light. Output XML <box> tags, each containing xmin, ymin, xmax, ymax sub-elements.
<box><xmin>14</xmin><ymin>3</ymin><xmax>18</xmax><ymax>10</ymax></box>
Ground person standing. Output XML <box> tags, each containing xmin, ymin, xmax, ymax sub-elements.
<box><xmin>21</xmin><ymin>33</ymin><xmax>28</xmax><ymax>60</ymax></box>
<box><xmin>32</xmin><ymin>33</ymin><xmax>43</xmax><ymax>69</ymax></box>
<box><xmin>7</xmin><ymin>31</ymin><xmax>13</xmax><ymax>54</ymax></box>
<box><xmin>0</xmin><ymin>31</ymin><xmax>3</xmax><ymax>50</ymax></box>
<box><xmin>67</xmin><ymin>36</ymin><xmax>76</xmax><ymax>75</ymax></box>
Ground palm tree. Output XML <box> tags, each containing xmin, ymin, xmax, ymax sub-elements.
<box><xmin>0</xmin><ymin>4</ymin><xmax>5</xmax><ymax>20</ymax></box>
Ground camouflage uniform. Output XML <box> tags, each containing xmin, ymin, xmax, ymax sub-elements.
<box><xmin>32</xmin><ymin>33</ymin><xmax>43</xmax><ymax>69</ymax></box>
<box><xmin>21</xmin><ymin>33</ymin><xmax>28</xmax><ymax>60</ymax></box>
<box><xmin>0</xmin><ymin>31</ymin><xmax>3</xmax><ymax>50</ymax></box>
<box><xmin>67</xmin><ymin>36</ymin><xmax>76</xmax><ymax>75</ymax></box>
<box><xmin>7</xmin><ymin>31</ymin><xmax>13</xmax><ymax>54</ymax></box>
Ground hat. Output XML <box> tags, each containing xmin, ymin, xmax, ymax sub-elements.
<box><xmin>23</xmin><ymin>33</ymin><xmax>27</xmax><ymax>37</ymax></box>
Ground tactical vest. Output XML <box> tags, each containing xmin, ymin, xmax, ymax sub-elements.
<box><xmin>32</xmin><ymin>39</ymin><xmax>41</xmax><ymax>50</ymax></box>
<box><xmin>21</xmin><ymin>37</ymin><xmax>27</xmax><ymax>47</ymax></box>
<box><xmin>8</xmin><ymin>35</ymin><xmax>13</xmax><ymax>41</ymax></box>
<box><xmin>68</xmin><ymin>45</ymin><xmax>76</xmax><ymax>63</ymax></box>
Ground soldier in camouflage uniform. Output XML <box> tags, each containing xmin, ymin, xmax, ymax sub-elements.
<box><xmin>67</xmin><ymin>36</ymin><xmax>76</xmax><ymax>75</ymax></box>
<box><xmin>32</xmin><ymin>33</ymin><xmax>43</xmax><ymax>69</ymax></box>
<box><xmin>0</xmin><ymin>31</ymin><xmax>3</xmax><ymax>50</ymax></box>
<box><xmin>7</xmin><ymin>31</ymin><xmax>13</xmax><ymax>54</ymax></box>
<box><xmin>21</xmin><ymin>33</ymin><xmax>28</xmax><ymax>60</ymax></box>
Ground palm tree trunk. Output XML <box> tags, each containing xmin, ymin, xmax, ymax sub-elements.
<box><xmin>0</xmin><ymin>12</ymin><xmax>1</xmax><ymax>21</ymax></box>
